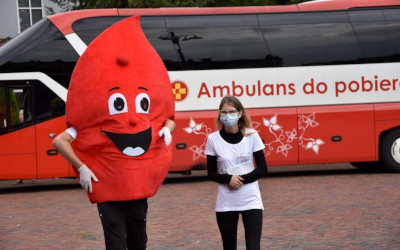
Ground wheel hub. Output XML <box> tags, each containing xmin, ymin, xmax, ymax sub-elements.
<box><xmin>392</xmin><ymin>138</ymin><xmax>400</xmax><ymax>164</ymax></box>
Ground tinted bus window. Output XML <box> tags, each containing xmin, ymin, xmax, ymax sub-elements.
<box><xmin>259</xmin><ymin>12</ymin><xmax>363</xmax><ymax>66</ymax></box>
<box><xmin>258</xmin><ymin>11</ymin><xmax>349</xmax><ymax>25</ymax></box>
<box><xmin>383</xmin><ymin>8</ymin><xmax>400</xmax><ymax>20</ymax></box>
<box><xmin>72</xmin><ymin>16</ymin><xmax>126</xmax><ymax>45</ymax></box>
<box><xmin>73</xmin><ymin>16</ymin><xmax>182</xmax><ymax>70</ymax></box>
<box><xmin>0</xmin><ymin>19</ymin><xmax>78</xmax><ymax>89</ymax></box>
<box><xmin>33</xmin><ymin>80</ymin><xmax>65</xmax><ymax>123</ymax></box>
<box><xmin>0</xmin><ymin>86</ymin><xmax>8</xmax><ymax>135</ymax></box>
<box><xmin>165</xmin><ymin>15</ymin><xmax>274</xmax><ymax>70</ymax></box>
<box><xmin>141</xmin><ymin>16</ymin><xmax>183</xmax><ymax>71</ymax></box>
<box><xmin>0</xmin><ymin>84</ymin><xmax>33</xmax><ymax>134</ymax></box>
<box><xmin>9</xmin><ymin>86</ymin><xmax>33</xmax><ymax>129</ymax></box>
<box><xmin>350</xmin><ymin>9</ymin><xmax>400</xmax><ymax>63</ymax></box>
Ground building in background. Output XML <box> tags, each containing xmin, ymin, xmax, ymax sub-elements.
<box><xmin>0</xmin><ymin>0</ymin><xmax>64</xmax><ymax>45</ymax></box>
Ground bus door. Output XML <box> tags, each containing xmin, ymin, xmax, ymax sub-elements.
<box><xmin>32</xmin><ymin>80</ymin><xmax>70</xmax><ymax>178</ymax></box>
<box><xmin>297</xmin><ymin>104</ymin><xmax>376</xmax><ymax>164</ymax></box>
<box><xmin>0</xmin><ymin>82</ymin><xmax>36</xmax><ymax>179</ymax></box>
<box><xmin>248</xmin><ymin>107</ymin><xmax>299</xmax><ymax>166</ymax></box>
<box><xmin>171</xmin><ymin>111</ymin><xmax>216</xmax><ymax>172</ymax></box>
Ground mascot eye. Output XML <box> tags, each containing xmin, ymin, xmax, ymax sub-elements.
<box><xmin>135</xmin><ymin>93</ymin><xmax>150</xmax><ymax>114</ymax></box>
<box><xmin>108</xmin><ymin>93</ymin><xmax>128</xmax><ymax>115</ymax></box>
<box><xmin>114</xmin><ymin>97</ymin><xmax>125</xmax><ymax>111</ymax></box>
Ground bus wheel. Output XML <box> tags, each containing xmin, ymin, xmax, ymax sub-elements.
<box><xmin>380</xmin><ymin>129</ymin><xmax>400</xmax><ymax>173</ymax></box>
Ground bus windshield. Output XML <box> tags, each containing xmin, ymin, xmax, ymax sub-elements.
<box><xmin>0</xmin><ymin>19</ymin><xmax>63</xmax><ymax>68</ymax></box>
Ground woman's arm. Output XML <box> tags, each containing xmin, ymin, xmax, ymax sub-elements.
<box><xmin>240</xmin><ymin>149</ymin><xmax>268</xmax><ymax>184</ymax></box>
<box><xmin>207</xmin><ymin>155</ymin><xmax>232</xmax><ymax>184</ymax></box>
<box><xmin>159</xmin><ymin>119</ymin><xmax>176</xmax><ymax>146</ymax></box>
<box><xmin>164</xmin><ymin>118</ymin><xmax>176</xmax><ymax>133</ymax></box>
<box><xmin>52</xmin><ymin>130</ymin><xmax>98</xmax><ymax>193</ymax></box>
<box><xmin>52</xmin><ymin>131</ymin><xmax>84</xmax><ymax>169</ymax></box>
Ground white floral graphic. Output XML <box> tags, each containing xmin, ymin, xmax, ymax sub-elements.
<box><xmin>306</xmin><ymin>139</ymin><xmax>325</xmax><ymax>154</ymax></box>
<box><xmin>184</xmin><ymin>118</ymin><xmax>203</xmax><ymax>134</ymax></box>
<box><xmin>184</xmin><ymin>113</ymin><xmax>324</xmax><ymax>161</ymax></box>
<box><xmin>262</xmin><ymin>115</ymin><xmax>289</xmax><ymax>157</ymax></box>
<box><xmin>298</xmin><ymin>113</ymin><xmax>325</xmax><ymax>154</ymax></box>
<box><xmin>262</xmin><ymin>113</ymin><xmax>324</xmax><ymax>157</ymax></box>
<box><xmin>263</xmin><ymin>115</ymin><xmax>282</xmax><ymax>131</ymax></box>
<box><xmin>285</xmin><ymin>128</ymin><xmax>297</xmax><ymax>143</ymax></box>
<box><xmin>251</xmin><ymin>121</ymin><xmax>261</xmax><ymax>130</ymax></box>
<box><xmin>183</xmin><ymin>118</ymin><xmax>212</xmax><ymax>161</ymax></box>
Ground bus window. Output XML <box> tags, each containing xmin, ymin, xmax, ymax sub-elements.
<box><xmin>72</xmin><ymin>16</ymin><xmax>182</xmax><ymax>70</ymax></box>
<box><xmin>0</xmin><ymin>86</ymin><xmax>6</xmax><ymax>135</ymax></box>
<box><xmin>33</xmin><ymin>81</ymin><xmax>65</xmax><ymax>123</ymax></box>
<box><xmin>259</xmin><ymin>12</ymin><xmax>363</xmax><ymax>67</ymax></box>
<box><xmin>72</xmin><ymin>16</ymin><xmax>127</xmax><ymax>45</ymax></box>
<box><xmin>9</xmin><ymin>87</ymin><xmax>33</xmax><ymax>129</ymax></box>
<box><xmin>165</xmin><ymin>15</ymin><xmax>274</xmax><ymax>70</ymax></box>
<box><xmin>383</xmin><ymin>8</ymin><xmax>400</xmax><ymax>21</ymax></box>
<box><xmin>350</xmin><ymin>9</ymin><xmax>400</xmax><ymax>63</ymax></box>
<box><xmin>141</xmin><ymin>16</ymin><xmax>183</xmax><ymax>71</ymax></box>
<box><xmin>0</xmin><ymin>19</ymin><xmax>78</xmax><ymax>89</ymax></box>
<box><xmin>0</xmin><ymin>19</ymin><xmax>78</xmax><ymax>86</ymax></box>
<box><xmin>0</xmin><ymin>85</ymin><xmax>33</xmax><ymax>134</ymax></box>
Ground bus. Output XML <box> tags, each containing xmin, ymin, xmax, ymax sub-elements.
<box><xmin>1</xmin><ymin>0</ymin><xmax>399</xmax><ymax>180</ymax></box>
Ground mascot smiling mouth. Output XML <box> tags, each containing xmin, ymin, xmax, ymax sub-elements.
<box><xmin>102</xmin><ymin>127</ymin><xmax>152</xmax><ymax>156</ymax></box>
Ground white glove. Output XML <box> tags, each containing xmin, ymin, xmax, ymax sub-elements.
<box><xmin>158</xmin><ymin>127</ymin><xmax>172</xmax><ymax>146</ymax></box>
<box><xmin>77</xmin><ymin>165</ymin><xmax>98</xmax><ymax>193</ymax></box>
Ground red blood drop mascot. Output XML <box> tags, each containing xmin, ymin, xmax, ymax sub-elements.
<box><xmin>63</xmin><ymin>16</ymin><xmax>174</xmax><ymax>249</ymax></box>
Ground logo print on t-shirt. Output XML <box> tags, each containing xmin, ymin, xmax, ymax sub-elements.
<box><xmin>238</xmin><ymin>152</ymin><xmax>252</xmax><ymax>164</ymax></box>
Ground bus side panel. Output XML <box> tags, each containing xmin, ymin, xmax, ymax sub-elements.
<box><xmin>0</xmin><ymin>154</ymin><xmax>37</xmax><ymax>179</ymax></box>
<box><xmin>35</xmin><ymin>116</ymin><xmax>70</xmax><ymax>178</ymax></box>
<box><xmin>374</xmin><ymin>103</ymin><xmax>400</xmax><ymax>121</ymax></box>
<box><xmin>247</xmin><ymin>107</ymin><xmax>298</xmax><ymax>166</ymax></box>
<box><xmin>170</xmin><ymin>111</ymin><xmax>217</xmax><ymax>172</ymax></box>
<box><xmin>297</xmin><ymin>104</ymin><xmax>375</xmax><ymax>164</ymax></box>
<box><xmin>0</xmin><ymin>126</ymin><xmax>37</xmax><ymax>179</ymax></box>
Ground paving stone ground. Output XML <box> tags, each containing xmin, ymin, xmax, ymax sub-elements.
<box><xmin>1</xmin><ymin>163</ymin><xmax>399</xmax><ymax>250</ymax></box>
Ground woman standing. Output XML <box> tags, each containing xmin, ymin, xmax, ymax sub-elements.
<box><xmin>205</xmin><ymin>95</ymin><xmax>268</xmax><ymax>250</ymax></box>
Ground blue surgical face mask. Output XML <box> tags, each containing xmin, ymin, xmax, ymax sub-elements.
<box><xmin>220</xmin><ymin>113</ymin><xmax>239</xmax><ymax>127</ymax></box>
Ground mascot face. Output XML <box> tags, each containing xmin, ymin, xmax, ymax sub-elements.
<box><xmin>100</xmin><ymin>65</ymin><xmax>153</xmax><ymax>157</ymax></box>
<box><xmin>66</xmin><ymin>16</ymin><xmax>174</xmax><ymax>203</ymax></box>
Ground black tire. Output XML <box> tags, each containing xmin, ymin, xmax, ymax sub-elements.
<box><xmin>380</xmin><ymin>128</ymin><xmax>400</xmax><ymax>173</ymax></box>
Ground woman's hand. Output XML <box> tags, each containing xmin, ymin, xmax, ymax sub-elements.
<box><xmin>228</xmin><ymin>175</ymin><xmax>244</xmax><ymax>191</ymax></box>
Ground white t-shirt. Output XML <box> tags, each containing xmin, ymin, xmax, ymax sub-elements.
<box><xmin>66</xmin><ymin>127</ymin><xmax>77</xmax><ymax>139</ymax></box>
<box><xmin>205</xmin><ymin>129</ymin><xmax>265</xmax><ymax>212</ymax></box>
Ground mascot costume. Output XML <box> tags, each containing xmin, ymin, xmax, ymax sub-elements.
<box><xmin>66</xmin><ymin>15</ymin><xmax>174</xmax><ymax>204</ymax></box>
